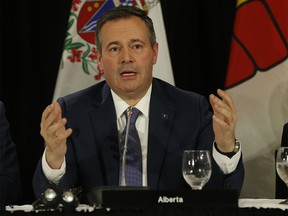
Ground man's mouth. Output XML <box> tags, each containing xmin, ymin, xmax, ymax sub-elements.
<box><xmin>120</xmin><ymin>71</ymin><xmax>137</xmax><ymax>76</ymax></box>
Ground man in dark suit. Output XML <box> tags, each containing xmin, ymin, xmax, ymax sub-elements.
<box><xmin>0</xmin><ymin>101</ymin><xmax>23</xmax><ymax>208</ymax></box>
<box><xmin>33</xmin><ymin>6</ymin><xmax>244</xmax><ymax>200</ymax></box>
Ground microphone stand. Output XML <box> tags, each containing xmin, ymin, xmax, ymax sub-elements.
<box><xmin>87</xmin><ymin>106</ymin><xmax>150</xmax><ymax>208</ymax></box>
<box><xmin>120</xmin><ymin>106</ymin><xmax>133</xmax><ymax>186</ymax></box>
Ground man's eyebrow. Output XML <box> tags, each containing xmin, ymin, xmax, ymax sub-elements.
<box><xmin>106</xmin><ymin>41</ymin><xmax>120</xmax><ymax>47</ymax></box>
<box><xmin>130</xmin><ymin>39</ymin><xmax>144</xmax><ymax>43</ymax></box>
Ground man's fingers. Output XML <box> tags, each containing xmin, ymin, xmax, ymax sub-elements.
<box><xmin>216</xmin><ymin>89</ymin><xmax>236</xmax><ymax>113</ymax></box>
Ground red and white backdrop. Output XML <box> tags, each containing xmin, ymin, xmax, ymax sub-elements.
<box><xmin>226</xmin><ymin>0</ymin><xmax>288</xmax><ymax>198</ymax></box>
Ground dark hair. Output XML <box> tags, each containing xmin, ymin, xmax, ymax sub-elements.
<box><xmin>95</xmin><ymin>5</ymin><xmax>156</xmax><ymax>54</ymax></box>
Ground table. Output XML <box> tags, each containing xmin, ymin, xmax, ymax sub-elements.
<box><xmin>237</xmin><ymin>199</ymin><xmax>288</xmax><ymax>216</ymax></box>
<box><xmin>2</xmin><ymin>199</ymin><xmax>288</xmax><ymax>216</ymax></box>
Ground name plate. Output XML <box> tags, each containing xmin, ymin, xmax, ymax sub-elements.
<box><xmin>87</xmin><ymin>187</ymin><xmax>238</xmax><ymax>209</ymax></box>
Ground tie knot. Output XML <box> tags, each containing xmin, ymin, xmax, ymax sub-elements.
<box><xmin>126</xmin><ymin>107</ymin><xmax>140</xmax><ymax>124</ymax></box>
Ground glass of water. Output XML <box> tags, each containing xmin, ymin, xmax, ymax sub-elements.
<box><xmin>276</xmin><ymin>147</ymin><xmax>288</xmax><ymax>204</ymax></box>
<box><xmin>182</xmin><ymin>150</ymin><xmax>212</xmax><ymax>190</ymax></box>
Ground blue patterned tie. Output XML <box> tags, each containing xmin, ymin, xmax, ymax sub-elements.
<box><xmin>119</xmin><ymin>106</ymin><xmax>142</xmax><ymax>186</ymax></box>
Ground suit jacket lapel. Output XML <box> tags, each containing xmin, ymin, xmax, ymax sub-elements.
<box><xmin>147</xmin><ymin>79</ymin><xmax>175</xmax><ymax>188</ymax></box>
<box><xmin>89</xmin><ymin>83</ymin><xmax>120</xmax><ymax>185</ymax></box>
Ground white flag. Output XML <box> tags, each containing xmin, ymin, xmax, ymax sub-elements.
<box><xmin>53</xmin><ymin>0</ymin><xmax>174</xmax><ymax>102</ymax></box>
<box><xmin>225</xmin><ymin>0</ymin><xmax>288</xmax><ymax>198</ymax></box>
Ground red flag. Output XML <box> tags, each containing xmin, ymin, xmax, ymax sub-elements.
<box><xmin>226</xmin><ymin>0</ymin><xmax>288</xmax><ymax>198</ymax></box>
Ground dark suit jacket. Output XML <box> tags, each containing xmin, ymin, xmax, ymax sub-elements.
<box><xmin>33</xmin><ymin>79</ymin><xmax>244</xmax><ymax>199</ymax></box>
<box><xmin>0</xmin><ymin>101</ymin><xmax>23</xmax><ymax>207</ymax></box>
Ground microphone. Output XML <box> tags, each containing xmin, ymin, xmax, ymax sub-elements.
<box><xmin>281</xmin><ymin>122</ymin><xmax>288</xmax><ymax>147</ymax></box>
<box><xmin>120</xmin><ymin>106</ymin><xmax>133</xmax><ymax>186</ymax></box>
<box><xmin>86</xmin><ymin>106</ymin><xmax>150</xmax><ymax>208</ymax></box>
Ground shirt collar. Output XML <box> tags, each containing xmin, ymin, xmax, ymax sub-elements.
<box><xmin>111</xmin><ymin>84</ymin><xmax>152</xmax><ymax>119</ymax></box>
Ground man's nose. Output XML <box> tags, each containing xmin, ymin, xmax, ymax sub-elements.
<box><xmin>121</xmin><ymin>48</ymin><xmax>134</xmax><ymax>63</ymax></box>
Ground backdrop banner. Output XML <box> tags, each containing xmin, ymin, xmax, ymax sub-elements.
<box><xmin>225</xmin><ymin>0</ymin><xmax>288</xmax><ymax>198</ymax></box>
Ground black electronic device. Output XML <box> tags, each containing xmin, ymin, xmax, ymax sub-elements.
<box><xmin>87</xmin><ymin>187</ymin><xmax>238</xmax><ymax>210</ymax></box>
<box><xmin>32</xmin><ymin>184</ymin><xmax>82</xmax><ymax>211</ymax></box>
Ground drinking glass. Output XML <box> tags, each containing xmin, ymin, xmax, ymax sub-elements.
<box><xmin>182</xmin><ymin>150</ymin><xmax>212</xmax><ymax>190</ymax></box>
<box><xmin>276</xmin><ymin>147</ymin><xmax>288</xmax><ymax>204</ymax></box>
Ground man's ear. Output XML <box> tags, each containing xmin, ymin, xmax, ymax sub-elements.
<box><xmin>95</xmin><ymin>49</ymin><xmax>104</xmax><ymax>74</ymax></box>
